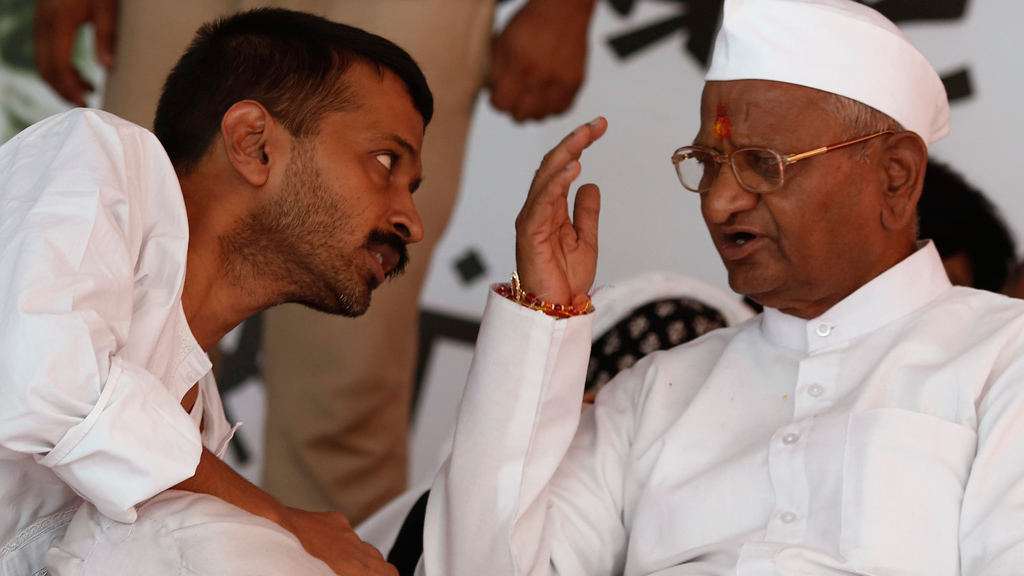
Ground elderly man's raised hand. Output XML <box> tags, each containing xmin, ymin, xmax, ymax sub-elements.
<box><xmin>488</xmin><ymin>0</ymin><xmax>595</xmax><ymax>122</ymax></box>
<box><xmin>34</xmin><ymin>0</ymin><xmax>118</xmax><ymax>106</ymax></box>
<box><xmin>515</xmin><ymin>117</ymin><xmax>607</xmax><ymax>307</ymax></box>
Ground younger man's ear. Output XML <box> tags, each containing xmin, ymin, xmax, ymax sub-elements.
<box><xmin>220</xmin><ymin>100</ymin><xmax>278</xmax><ymax>187</ymax></box>
<box><xmin>879</xmin><ymin>131</ymin><xmax>927</xmax><ymax>232</ymax></box>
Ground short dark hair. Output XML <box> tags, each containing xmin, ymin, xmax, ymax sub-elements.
<box><xmin>154</xmin><ymin>8</ymin><xmax>433</xmax><ymax>176</ymax></box>
<box><xmin>917</xmin><ymin>160</ymin><xmax>1017</xmax><ymax>292</ymax></box>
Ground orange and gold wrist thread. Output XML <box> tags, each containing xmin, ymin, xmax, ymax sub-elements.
<box><xmin>494</xmin><ymin>271</ymin><xmax>593</xmax><ymax>318</ymax></box>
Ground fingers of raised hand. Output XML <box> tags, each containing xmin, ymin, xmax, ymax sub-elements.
<box><xmin>572</xmin><ymin>183</ymin><xmax>601</xmax><ymax>251</ymax></box>
<box><xmin>557</xmin><ymin>117</ymin><xmax>607</xmax><ymax>163</ymax></box>
<box><xmin>520</xmin><ymin>117</ymin><xmax>607</xmax><ymax>230</ymax></box>
<box><xmin>531</xmin><ymin>117</ymin><xmax>606</xmax><ymax>193</ymax></box>
<box><xmin>583</xmin><ymin>116</ymin><xmax>609</xmax><ymax>145</ymax></box>
<box><xmin>518</xmin><ymin>159</ymin><xmax>579</xmax><ymax>233</ymax></box>
<box><xmin>544</xmin><ymin>159</ymin><xmax>582</xmax><ymax>201</ymax></box>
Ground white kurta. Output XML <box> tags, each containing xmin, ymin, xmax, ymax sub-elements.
<box><xmin>0</xmin><ymin>110</ymin><xmax>234</xmax><ymax>573</ymax></box>
<box><xmin>423</xmin><ymin>242</ymin><xmax>1024</xmax><ymax>576</ymax></box>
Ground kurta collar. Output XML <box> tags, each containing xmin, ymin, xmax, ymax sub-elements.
<box><xmin>172</xmin><ymin>303</ymin><xmax>214</xmax><ymax>396</ymax></box>
<box><xmin>761</xmin><ymin>241</ymin><xmax>952</xmax><ymax>352</ymax></box>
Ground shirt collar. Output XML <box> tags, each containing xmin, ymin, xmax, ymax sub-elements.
<box><xmin>172</xmin><ymin>303</ymin><xmax>213</xmax><ymax>395</ymax></box>
<box><xmin>761</xmin><ymin>240</ymin><xmax>952</xmax><ymax>352</ymax></box>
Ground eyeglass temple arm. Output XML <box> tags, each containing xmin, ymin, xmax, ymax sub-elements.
<box><xmin>784</xmin><ymin>130</ymin><xmax>896</xmax><ymax>164</ymax></box>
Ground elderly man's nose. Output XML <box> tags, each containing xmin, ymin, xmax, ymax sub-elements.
<box><xmin>701</xmin><ymin>168</ymin><xmax>759</xmax><ymax>224</ymax></box>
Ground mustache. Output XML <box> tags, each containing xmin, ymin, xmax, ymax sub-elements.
<box><xmin>367</xmin><ymin>230</ymin><xmax>410</xmax><ymax>279</ymax></box>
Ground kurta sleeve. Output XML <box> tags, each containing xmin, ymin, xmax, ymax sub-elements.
<box><xmin>420</xmin><ymin>289</ymin><xmax>637</xmax><ymax>576</ymax></box>
<box><xmin>959</xmin><ymin>334</ymin><xmax>1024</xmax><ymax>574</ymax></box>
<box><xmin>0</xmin><ymin>110</ymin><xmax>203</xmax><ymax>523</ymax></box>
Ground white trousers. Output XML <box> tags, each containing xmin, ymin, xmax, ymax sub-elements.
<box><xmin>46</xmin><ymin>491</ymin><xmax>334</xmax><ymax>576</ymax></box>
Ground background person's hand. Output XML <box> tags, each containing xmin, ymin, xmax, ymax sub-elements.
<box><xmin>34</xmin><ymin>0</ymin><xmax>118</xmax><ymax>106</ymax></box>
<box><xmin>515</xmin><ymin>117</ymin><xmax>607</xmax><ymax>306</ymax></box>
<box><xmin>488</xmin><ymin>0</ymin><xmax>596</xmax><ymax>122</ymax></box>
<box><xmin>281</xmin><ymin>507</ymin><xmax>399</xmax><ymax>576</ymax></box>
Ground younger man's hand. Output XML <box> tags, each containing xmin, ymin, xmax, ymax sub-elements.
<box><xmin>515</xmin><ymin>117</ymin><xmax>608</xmax><ymax>306</ymax></box>
<box><xmin>281</xmin><ymin>507</ymin><xmax>398</xmax><ymax>576</ymax></box>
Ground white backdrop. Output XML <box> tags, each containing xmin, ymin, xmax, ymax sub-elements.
<box><xmin>419</xmin><ymin>0</ymin><xmax>1024</xmax><ymax>321</ymax></box>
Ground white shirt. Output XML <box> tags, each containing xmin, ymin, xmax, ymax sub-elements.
<box><xmin>423</xmin><ymin>241</ymin><xmax>1024</xmax><ymax>576</ymax></box>
<box><xmin>0</xmin><ymin>110</ymin><xmax>233</xmax><ymax>562</ymax></box>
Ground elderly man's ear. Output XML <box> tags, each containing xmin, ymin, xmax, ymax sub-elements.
<box><xmin>878</xmin><ymin>131</ymin><xmax>928</xmax><ymax>232</ymax></box>
<box><xmin>220</xmin><ymin>100</ymin><xmax>282</xmax><ymax>188</ymax></box>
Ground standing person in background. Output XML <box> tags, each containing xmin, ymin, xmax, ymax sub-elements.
<box><xmin>916</xmin><ymin>160</ymin><xmax>1017</xmax><ymax>292</ymax></box>
<box><xmin>33</xmin><ymin>0</ymin><xmax>598</xmax><ymax>525</ymax></box>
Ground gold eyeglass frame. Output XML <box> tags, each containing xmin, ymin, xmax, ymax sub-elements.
<box><xmin>671</xmin><ymin>130</ymin><xmax>895</xmax><ymax>193</ymax></box>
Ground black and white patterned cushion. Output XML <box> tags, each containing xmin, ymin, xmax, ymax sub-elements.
<box><xmin>586</xmin><ymin>297</ymin><xmax>728</xmax><ymax>393</ymax></box>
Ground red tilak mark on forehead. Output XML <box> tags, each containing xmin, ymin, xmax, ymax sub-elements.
<box><xmin>713</xmin><ymin>103</ymin><xmax>732</xmax><ymax>141</ymax></box>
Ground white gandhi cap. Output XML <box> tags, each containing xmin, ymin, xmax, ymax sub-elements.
<box><xmin>705</xmin><ymin>0</ymin><xmax>950</xmax><ymax>145</ymax></box>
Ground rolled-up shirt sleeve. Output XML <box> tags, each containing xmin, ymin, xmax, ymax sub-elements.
<box><xmin>0</xmin><ymin>110</ymin><xmax>203</xmax><ymax>523</ymax></box>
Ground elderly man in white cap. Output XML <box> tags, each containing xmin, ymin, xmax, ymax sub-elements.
<box><xmin>417</xmin><ymin>0</ymin><xmax>1024</xmax><ymax>575</ymax></box>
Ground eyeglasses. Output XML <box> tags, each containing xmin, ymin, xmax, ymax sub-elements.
<box><xmin>671</xmin><ymin>130</ymin><xmax>894</xmax><ymax>194</ymax></box>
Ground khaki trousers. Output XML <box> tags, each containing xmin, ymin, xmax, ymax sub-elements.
<box><xmin>105</xmin><ymin>0</ymin><xmax>493</xmax><ymax>524</ymax></box>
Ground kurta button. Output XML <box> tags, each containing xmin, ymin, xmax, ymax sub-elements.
<box><xmin>782</xmin><ymin>433</ymin><xmax>800</xmax><ymax>445</ymax></box>
<box><xmin>187</xmin><ymin>371</ymin><xmax>197</xmax><ymax>381</ymax></box>
<box><xmin>815</xmin><ymin>323</ymin><xmax>832</xmax><ymax>337</ymax></box>
<box><xmin>808</xmin><ymin>384</ymin><xmax>824</xmax><ymax>397</ymax></box>
<box><xmin>780</xmin><ymin>511</ymin><xmax>797</xmax><ymax>524</ymax></box>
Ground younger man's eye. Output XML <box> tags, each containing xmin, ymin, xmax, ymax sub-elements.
<box><xmin>375</xmin><ymin>153</ymin><xmax>394</xmax><ymax>171</ymax></box>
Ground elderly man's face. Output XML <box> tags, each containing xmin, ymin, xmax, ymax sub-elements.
<box><xmin>695</xmin><ymin>80</ymin><xmax>896</xmax><ymax>318</ymax></box>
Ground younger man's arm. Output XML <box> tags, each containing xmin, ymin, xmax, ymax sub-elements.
<box><xmin>175</xmin><ymin>385</ymin><xmax>397</xmax><ymax>576</ymax></box>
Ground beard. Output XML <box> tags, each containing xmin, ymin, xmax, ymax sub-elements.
<box><xmin>220</xmin><ymin>141</ymin><xmax>409</xmax><ymax>317</ymax></box>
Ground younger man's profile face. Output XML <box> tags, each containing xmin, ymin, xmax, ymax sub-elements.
<box><xmin>224</xmin><ymin>62</ymin><xmax>426</xmax><ymax>316</ymax></box>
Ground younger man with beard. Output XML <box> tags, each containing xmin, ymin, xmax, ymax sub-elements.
<box><xmin>0</xmin><ymin>9</ymin><xmax>426</xmax><ymax>576</ymax></box>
